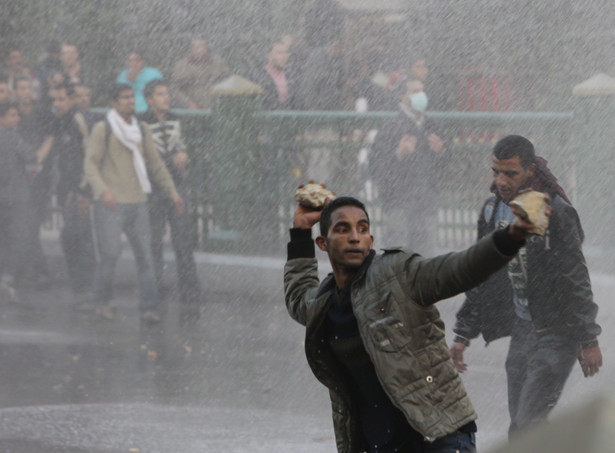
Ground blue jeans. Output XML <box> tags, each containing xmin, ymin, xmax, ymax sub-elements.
<box><xmin>378</xmin><ymin>430</ymin><xmax>476</xmax><ymax>452</ymax></box>
<box><xmin>92</xmin><ymin>201</ymin><xmax>158</xmax><ymax>311</ymax></box>
<box><xmin>424</xmin><ymin>431</ymin><xmax>476</xmax><ymax>453</ymax></box>
<box><xmin>506</xmin><ymin>318</ymin><xmax>578</xmax><ymax>437</ymax></box>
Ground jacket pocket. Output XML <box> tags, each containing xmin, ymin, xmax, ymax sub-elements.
<box><xmin>364</xmin><ymin>290</ymin><xmax>411</xmax><ymax>352</ymax></box>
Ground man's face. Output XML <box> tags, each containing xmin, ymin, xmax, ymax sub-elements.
<box><xmin>126</xmin><ymin>53</ymin><xmax>145</xmax><ymax>72</ymax></box>
<box><xmin>317</xmin><ymin>206</ymin><xmax>373</xmax><ymax>271</ymax></box>
<box><xmin>48</xmin><ymin>70</ymin><xmax>65</xmax><ymax>88</ymax></box>
<box><xmin>15</xmin><ymin>79</ymin><xmax>33</xmax><ymax>103</ymax></box>
<box><xmin>492</xmin><ymin>155</ymin><xmax>535</xmax><ymax>202</ymax></box>
<box><xmin>74</xmin><ymin>85</ymin><xmax>91</xmax><ymax>110</ymax></box>
<box><xmin>111</xmin><ymin>89</ymin><xmax>136</xmax><ymax>118</ymax></box>
<box><xmin>61</xmin><ymin>44</ymin><xmax>79</xmax><ymax>66</ymax></box>
<box><xmin>147</xmin><ymin>85</ymin><xmax>170</xmax><ymax>113</ymax></box>
<box><xmin>52</xmin><ymin>88</ymin><xmax>75</xmax><ymax>117</ymax></box>
<box><xmin>0</xmin><ymin>83</ymin><xmax>10</xmax><ymax>104</ymax></box>
<box><xmin>190</xmin><ymin>39</ymin><xmax>208</xmax><ymax>59</ymax></box>
<box><xmin>268</xmin><ymin>43</ymin><xmax>290</xmax><ymax>70</ymax></box>
<box><xmin>7</xmin><ymin>50</ymin><xmax>23</xmax><ymax>71</ymax></box>
<box><xmin>0</xmin><ymin>108</ymin><xmax>20</xmax><ymax>130</ymax></box>
<box><xmin>410</xmin><ymin>59</ymin><xmax>428</xmax><ymax>82</ymax></box>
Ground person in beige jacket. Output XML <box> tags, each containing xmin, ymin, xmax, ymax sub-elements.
<box><xmin>84</xmin><ymin>83</ymin><xmax>183</xmax><ymax>323</ymax></box>
<box><xmin>171</xmin><ymin>37</ymin><xmax>229</xmax><ymax>109</ymax></box>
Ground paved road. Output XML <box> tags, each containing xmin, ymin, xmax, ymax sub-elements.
<box><xmin>0</xmin><ymin>244</ymin><xmax>612</xmax><ymax>452</ymax></box>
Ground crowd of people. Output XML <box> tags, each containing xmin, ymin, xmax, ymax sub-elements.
<box><xmin>0</xmin><ymin>35</ymin><xmax>430</xmax><ymax>315</ymax></box>
<box><xmin>0</xmin><ymin>38</ymin><xmax>226</xmax><ymax>323</ymax></box>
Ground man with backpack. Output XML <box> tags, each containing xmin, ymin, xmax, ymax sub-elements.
<box><xmin>84</xmin><ymin>83</ymin><xmax>183</xmax><ymax>323</ymax></box>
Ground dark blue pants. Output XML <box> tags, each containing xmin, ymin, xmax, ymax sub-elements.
<box><xmin>390</xmin><ymin>430</ymin><xmax>476</xmax><ymax>453</ymax></box>
<box><xmin>60</xmin><ymin>194</ymin><xmax>96</xmax><ymax>295</ymax></box>
<box><xmin>424</xmin><ymin>431</ymin><xmax>476</xmax><ymax>453</ymax></box>
<box><xmin>149</xmin><ymin>189</ymin><xmax>201</xmax><ymax>304</ymax></box>
<box><xmin>505</xmin><ymin>318</ymin><xmax>578</xmax><ymax>437</ymax></box>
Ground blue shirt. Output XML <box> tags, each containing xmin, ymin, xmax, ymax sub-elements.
<box><xmin>117</xmin><ymin>66</ymin><xmax>163</xmax><ymax>113</ymax></box>
<box><xmin>495</xmin><ymin>201</ymin><xmax>532</xmax><ymax>321</ymax></box>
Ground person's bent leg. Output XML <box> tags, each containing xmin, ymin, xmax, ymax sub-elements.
<box><xmin>168</xmin><ymin>192</ymin><xmax>201</xmax><ymax>304</ymax></box>
<box><xmin>61</xmin><ymin>195</ymin><xmax>84</xmax><ymax>294</ymax></box>
<box><xmin>72</xmin><ymin>200</ymin><xmax>97</xmax><ymax>297</ymax></box>
<box><xmin>505</xmin><ymin>319</ymin><xmax>533</xmax><ymax>437</ymax></box>
<box><xmin>511</xmin><ymin>330</ymin><xmax>578</xmax><ymax>434</ymax></box>
<box><xmin>148</xmin><ymin>193</ymin><xmax>167</xmax><ymax>288</ymax></box>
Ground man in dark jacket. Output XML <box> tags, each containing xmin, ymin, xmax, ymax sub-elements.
<box><xmin>140</xmin><ymin>79</ymin><xmax>201</xmax><ymax>307</ymax></box>
<box><xmin>15</xmin><ymin>75</ymin><xmax>54</xmax><ymax>287</ymax></box>
<box><xmin>50</xmin><ymin>82</ymin><xmax>96</xmax><ymax>308</ymax></box>
<box><xmin>370</xmin><ymin>78</ymin><xmax>448</xmax><ymax>254</ymax></box>
<box><xmin>450</xmin><ymin>135</ymin><xmax>602</xmax><ymax>438</ymax></box>
<box><xmin>285</xmin><ymin>194</ymin><xmax>537</xmax><ymax>453</ymax></box>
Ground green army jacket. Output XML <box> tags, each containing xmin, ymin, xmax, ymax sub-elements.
<box><xmin>284</xmin><ymin>231</ymin><xmax>516</xmax><ymax>452</ymax></box>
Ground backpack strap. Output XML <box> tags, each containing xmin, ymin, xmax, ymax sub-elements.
<box><xmin>104</xmin><ymin>117</ymin><xmax>147</xmax><ymax>152</ymax></box>
<box><xmin>73</xmin><ymin>111</ymin><xmax>92</xmax><ymax>196</ymax></box>
<box><xmin>104</xmin><ymin>117</ymin><xmax>111</xmax><ymax>152</ymax></box>
<box><xmin>73</xmin><ymin>111</ymin><xmax>89</xmax><ymax>149</ymax></box>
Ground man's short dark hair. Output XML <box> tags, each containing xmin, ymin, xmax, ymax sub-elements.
<box><xmin>0</xmin><ymin>102</ymin><xmax>18</xmax><ymax>117</ymax></box>
<box><xmin>109</xmin><ymin>83</ymin><xmax>132</xmax><ymax>101</ymax></box>
<box><xmin>55</xmin><ymin>81</ymin><xmax>76</xmax><ymax>97</ymax></box>
<box><xmin>144</xmin><ymin>79</ymin><xmax>167</xmax><ymax>99</ymax></box>
<box><xmin>320</xmin><ymin>196</ymin><xmax>370</xmax><ymax>237</ymax></box>
<box><xmin>493</xmin><ymin>135</ymin><xmax>536</xmax><ymax>168</ymax></box>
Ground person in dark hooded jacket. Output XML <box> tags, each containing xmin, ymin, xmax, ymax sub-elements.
<box><xmin>450</xmin><ymin>135</ymin><xmax>602</xmax><ymax>439</ymax></box>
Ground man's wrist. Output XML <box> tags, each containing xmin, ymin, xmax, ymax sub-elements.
<box><xmin>581</xmin><ymin>338</ymin><xmax>599</xmax><ymax>350</ymax></box>
<box><xmin>493</xmin><ymin>226</ymin><xmax>525</xmax><ymax>256</ymax></box>
<box><xmin>453</xmin><ymin>335</ymin><xmax>471</xmax><ymax>347</ymax></box>
<box><xmin>288</xmin><ymin>228</ymin><xmax>315</xmax><ymax>260</ymax></box>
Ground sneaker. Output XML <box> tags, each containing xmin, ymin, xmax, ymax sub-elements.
<box><xmin>98</xmin><ymin>301</ymin><xmax>117</xmax><ymax>321</ymax></box>
<box><xmin>0</xmin><ymin>282</ymin><xmax>18</xmax><ymax>303</ymax></box>
<box><xmin>141</xmin><ymin>310</ymin><xmax>161</xmax><ymax>324</ymax></box>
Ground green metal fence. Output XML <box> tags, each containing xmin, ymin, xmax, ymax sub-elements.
<box><xmin>173</xmin><ymin>104</ymin><xmax>574</xmax><ymax>255</ymax></box>
<box><xmin>77</xmin><ymin>106</ymin><xmax>574</xmax><ymax>255</ymax></box>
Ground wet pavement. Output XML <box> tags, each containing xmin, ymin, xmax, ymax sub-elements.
<box><xmin>0</xmin><ymin>241</ymin><xmax>336</xmax><ymax>452</ymax></box>
<box><xmin>0</xmin><ymin>241</ymin><xmax>613</xmax><ymax>452</ymax></box>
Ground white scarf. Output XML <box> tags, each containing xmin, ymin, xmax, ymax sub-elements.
<box><xmin>106</xmin><ymin>109</ymin><xmax>152</xmax><ymax>194</ymax></box>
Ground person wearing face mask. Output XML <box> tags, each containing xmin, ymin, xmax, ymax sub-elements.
<box><xmin>370</xmin><ymin>78</ymin><xmax>449</xmax><ymax>254</ymax></box>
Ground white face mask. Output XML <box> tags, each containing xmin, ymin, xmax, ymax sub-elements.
<box><xmin>409</xmin><ymin>91</ymin><xmax>428</xmax><ymax>112</ymax></box>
